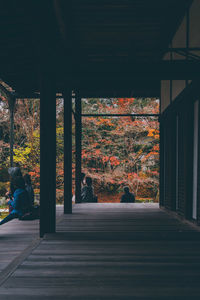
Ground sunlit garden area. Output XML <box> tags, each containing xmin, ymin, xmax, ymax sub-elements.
<box><xmin>79</xmin><ymin>97</ymin><xmax>160</xmax><ymax>202</ymax></box>
<box><xmin>0</xmin><ymin>96</ymin><xmax>159</xmax><ymax>218</ymax></box>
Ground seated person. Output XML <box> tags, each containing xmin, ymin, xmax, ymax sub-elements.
<box><xmin>81</xmin><ymin>176</ymin><xmax>98</xmax><ymax>203</ymax></box>
<box><xmin>0</xmin><ymin>176</ymin><xmax>30</xmax><ymax>225</ymax></box>
<box><xmin>81</xmin><ymin>172</ymin><xmax>86</xmax><ymax>187</ymax></box>
<box><xmin>120</xmin><ymin>186</ymin><xmax>135</xmax><ymax>203</ymax></box>
<box><xmin>72</xmin><ymin>172</ymin><xmax>86</xmax><ymax>203</ymax></box>
<box><xmin>24</xmin><ymin>174</ymin><xmax>35</xmax><ymax>208</ymax></box>
<box><xmin>7</xmin><ymin>166</ymin><xmax>22</xmax><ymax>213</ymax></box>
<box><xmin>8</xmin><ymin>166</ymin><xmax>22</xmax><ymax>195</ymax></box>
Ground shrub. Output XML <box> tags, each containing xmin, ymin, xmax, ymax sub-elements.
<box><xmin>0</xmin><ymin>167</ymin><xmax>9</xmax><ymax>182</ymax></box>
<box><xmin>0</xmin><ymin>182</ymin><xmax>8</xmax><ymax>196</ymax></box>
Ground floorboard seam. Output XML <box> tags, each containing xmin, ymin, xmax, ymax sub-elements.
<box><xmin>0</xmin><ymin>237</ymin><xmax>42</xmax><ymax>287</ymax></box>
<box><xmin>0</xmin><ymin>209</ymin><xmax>65</xmax><ymax>287</ymax></box>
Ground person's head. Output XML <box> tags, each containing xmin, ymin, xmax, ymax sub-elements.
<box><xmin>8</xmin><ymin>167</ymin><xmax>22</xmax><ymax>178</ymax></box>
<box><xmin>24</xmin><ymin>174</ymin><xmax>32</xmax><ymax>185</ymax></box>
<box><xmin>86</xmin><ymin>176</ymin><xmax>92</xmax><ymax>187</ymax></box>
<box><xmin>123</xmin><ymin>186</ymin><xmax>130</xmax><ymax>194</ymax></box>
<box><xmin>12</xmin><ymin>176</ymin><xmax>25</xmax><ymax>190</ymax></box>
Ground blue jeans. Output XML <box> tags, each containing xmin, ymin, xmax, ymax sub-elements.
<box><xmin>0</xmin><ymin>212</ymin><xmax>18</xmax><ymax>225</ymax></box>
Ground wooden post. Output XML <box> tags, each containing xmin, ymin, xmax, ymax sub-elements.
<box><xmin>159</xmin><ymin>116</ymin><xmax>164</xmax><ymax>207</ymax></box>
<box><xmin>9</xmin><ymin>105</ymin><xmax>15</xmax><ymax>167</ymax></box>
<box><xmin>0</xmin><ymin>84</ymin><xmax>16</xmax><ymax>168</ymax></box>
<box><xmin>40</xmin><ymin>74</ymin><xmax>56</xmax><ymax>237</ymax></box>
<box><xmin>169</xmin><ymin>113</ymin><xmax>177</xmax><ymax>211</ymax></box>
<box><xmin>185</xmin><ymin>102</ymin><xmax>194</xmax><ymax>219</ymax></box>
<box><xmin>75</xmin><ymin>94</ymin><xmax>82</xmax><ymax>203</ymax></box>
<box><xmin>63</xmin><ymin>89</ymin><xmax>72</xmax><ymax>213</ymax></box>
<box><xmin>197</xmin><ymin>100</ymin><xmax>200</xmax><ymax>225</ymax></box>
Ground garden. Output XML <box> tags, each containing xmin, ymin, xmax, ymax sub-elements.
<box><xmin>0</xmin><ymin>95</ymin><xmax>160</xmax><ymax>217</ymax></box>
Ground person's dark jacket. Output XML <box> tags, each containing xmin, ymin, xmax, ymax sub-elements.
<box><xmin>8</xmin><ymin>188</ymin><xmax>30</xmax><ymax>217</ymax></box>
<box><xmin>81</xmin><ymin>186</ymin><xmax>95</xmax><ymax>202</ymax></box>
<box><xmin>25</xmin><ymin>184</ymin><xmax>34</xmax><ymax>207</ymax></box>
<box><xmin>120</xmin><ymin>192</ymin><xmax>135</xmax><ymax>203</ymax></box>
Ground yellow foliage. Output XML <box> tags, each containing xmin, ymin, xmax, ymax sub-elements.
<box><xmin>56</xmin><ymin>127</ymin><xmax>64</xmax><ymax>135</ymax></box>
<box><xmin>13</xmin><ymin>146</ymin><xmax>31</xmax><ymax>163</ymax></box>
<box><xmin>33</xmin><ymin>130</ymin><xmax>40</xmax><ymax>138</ymax></box>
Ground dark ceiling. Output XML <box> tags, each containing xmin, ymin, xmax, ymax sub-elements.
<box><xmin>0</xmin><ymin>0</ymin><xmax>192</xmax><ymax>97</ymax></box>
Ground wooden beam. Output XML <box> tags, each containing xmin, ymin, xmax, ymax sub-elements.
<box><xmin>72</xmin><ymin>87</ymin><xmax>160</xmax><ymax>98</ymax></box>
<box><xmin>72</xmin><ymin>60</ymin><xmax>200</xmax><ymax>80</ymax></box>
<box><xmin>40</xmin><ymin>73</ymin><xmax>56</xmax><ymax>237</ymax></box>
<box><xmin>81</xmin><ymin>114</ymin><xmax>159</xmax><ymax>117</ymax></box>
<box><xmin>6</xmin><ymin>59</ymin><xmax>200</xmax><ymax>97</ymax></box>
<box><xmin>63</xmin><ymin>88</ymin><xmax>72</xmax><ymax>214</ymax></box>
<box><xmin>75</xmin><ymin>94</ymin><xmax>82</xmax><ymax>203</ymax></box>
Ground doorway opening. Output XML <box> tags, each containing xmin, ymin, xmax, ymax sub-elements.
<box><xmin>73</xmin><ymin>97</ymin><xmax>160</xmax><ymax>203</ymax></box>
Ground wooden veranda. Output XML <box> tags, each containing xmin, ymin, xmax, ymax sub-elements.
<box><xmin>0</xmin><ymin>0</ymin><xmax>197</xmax><ymax>236</ymax></box>
<box><xmin>1</xmin><ymin>204</ymin><xmax>200</xmax><ymax>299</ymax></box>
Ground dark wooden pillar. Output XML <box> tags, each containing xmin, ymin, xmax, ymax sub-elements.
<box><xmin>169</xmin><ymin>113</ymin><xmax>177</xmax><ymax>211</ymax></box>
<box><xmin>159</xmin><ymin>116</ymin><xmax>164</xmax><ymax>207</ymax></box>
<box><xmin>184</xmin><ymin>102</ymin><xmax>194</xmax><ymax>219</ymax></box>
<box><xmin>75</xmin><ymin>94</ymin><xmax>82</xmax><ymax>203</ymax></box>
<box><xmin>40</xmin><ymin>74</ymin><xmax>56</xmax><ymax>237</ymax></box>
<box><xmin>197</xmin><ymin>100</ymin><xmax>200</xmax><ymax>225</ymax></box>
<box><xmin>63</xmin><ymin>89</ymin><xmax>72</xmax><ymax>213</ymax></box>
<box><xmin>9</xmin><ymin>104</ymin><xmax>15</xmax><ymax>167</ymax></box>
<box><xmin>165</xmin><ymin>115</ymin><xmax>170</xmax><ymax>209</ymax></box>
<box><xmin>162</xmin><ymin>112</ymin><xmax>176</xmax><ymax>210</ymax></box>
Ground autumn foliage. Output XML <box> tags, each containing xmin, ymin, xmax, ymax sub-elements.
<box><xmin>76</xmin><ymin>97</ymin><xmax>160</xmax><ymax>201</ymax></box>
<box><xmin>0</xmin><ymin>96</ymin><xmax>159</xmax><ymax>202</ymax></box>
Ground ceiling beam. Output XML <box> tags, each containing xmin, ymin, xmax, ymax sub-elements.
<box><xmin>68</xmin><ymin>60</ymin><xmax>200</xmax><ymax>80</ymax></box>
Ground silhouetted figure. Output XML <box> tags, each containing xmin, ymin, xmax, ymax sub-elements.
<box><xmin>24</xmin><ymin>174</ymin><xmax>34</xmax><ymax>207</ymax></box>
<box><xmin>81</xmin><ymin>176</ymin><xmax>98</xmax><ymax>203</ymax></box>
<box><xmin>6</xmin><ymin>166</ymin><xmax>23</xmax><ymax>213</ymax></box>
<box><xmin>81</xmin><ymin>172</ymin><xmax>86</xmax><ymax>187</ymax></box>
<box><xmin>120</xmin><ymin>186</ymin><xmax>135</xmax><ymax>203</ymax></box>
<box><xmin>8</xmin><ymin>166</ymin><xmax>22</xmax><ymax>195</ymax></box>
<box><xmin>0</xmin><ymin>176</ymin><xmax>30</xmax><ymax>225</ymax></box>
